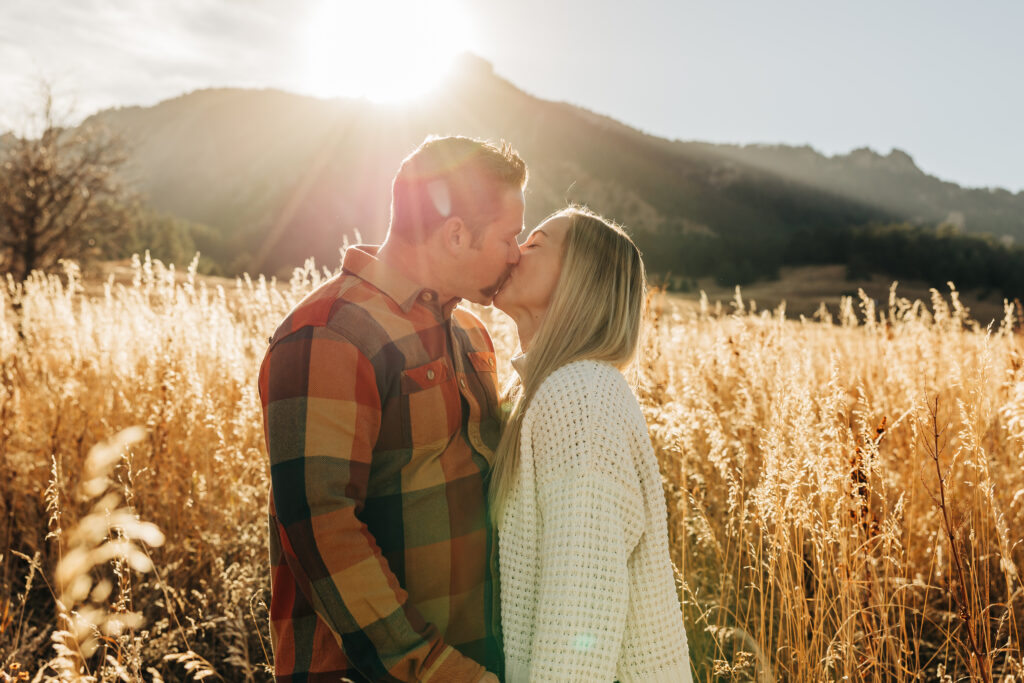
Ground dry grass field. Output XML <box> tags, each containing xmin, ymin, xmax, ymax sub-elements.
<box><xmin>2</xmin><ymin>254</ymin><xmax>1024</xmax><ymax>681</ymax></box>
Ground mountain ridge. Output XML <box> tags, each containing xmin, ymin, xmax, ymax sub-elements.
<box><xmin>14</xmin><ymin>55</ymin><xmax>1022</xmax><ymax>277</ymax></box>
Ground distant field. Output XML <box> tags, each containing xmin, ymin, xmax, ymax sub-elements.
<box><xmin>2</xmin><ymin>256</ymin><xmax>1023</xmax><ymax>682</ymax></box>
<box><xmin>671</xmin><ymin>263</ymin><xmax>1016</xmax><ymax>326</ymax></box>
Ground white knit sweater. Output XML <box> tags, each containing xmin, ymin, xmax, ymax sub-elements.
<box><xmin>498</xmin><ymin>359</ymin><xmax>692</xmax><ymax>683</ymax></box>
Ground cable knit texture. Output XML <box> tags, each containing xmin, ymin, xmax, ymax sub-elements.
<box><xmin>499</xmin><ymin>359</ymin><xmax>692</xmax><ymax>682</ymax></box>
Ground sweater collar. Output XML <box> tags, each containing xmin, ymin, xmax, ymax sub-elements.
<box><xmin>510</xmin><ymin>353</ymin><xmax>528</xmax><ymax>380</ymax></box>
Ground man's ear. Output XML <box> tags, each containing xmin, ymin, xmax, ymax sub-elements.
<box><xmin>439</xmin><ymin>215</ymin><xmax>468</xmax><ymax>253</ymax></box>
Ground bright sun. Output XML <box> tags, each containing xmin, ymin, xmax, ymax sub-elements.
<box><xmin>301</xmin><ymin>0</ymin><xmax>475</xmax><ymax>103</ymax></box>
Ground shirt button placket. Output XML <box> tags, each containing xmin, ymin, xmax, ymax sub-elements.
<box><xmin>449</xmin><ymin>329</ymin><xmax>471</xmax><ymax>399</ymax></box>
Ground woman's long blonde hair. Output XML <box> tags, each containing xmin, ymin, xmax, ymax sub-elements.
<box><xmin>488</xmin><ymin>206</ymin><xmax>648</xmax><ymax>524</ymax></box>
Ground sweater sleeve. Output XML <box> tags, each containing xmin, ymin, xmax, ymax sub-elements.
<box><xmin>526</xmin><ymin>373</ymin><xmax>644</xmax><ymax>682</ymax></box>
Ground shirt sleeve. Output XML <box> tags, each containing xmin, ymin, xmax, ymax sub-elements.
<box><xmin>261</xmin><ymin>326</ymin><xmax>486</xmax><ymax>682</ymax></box>
<box><xmin>526</xmin><ymin>380</ymin><xmax>644</xmax><ymax>682</ymax></box>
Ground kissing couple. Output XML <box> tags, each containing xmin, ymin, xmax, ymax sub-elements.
<box><xmin>259</xmin><ymin>136</ymin><xmax>692</xmax><ymax>682</ymax></box>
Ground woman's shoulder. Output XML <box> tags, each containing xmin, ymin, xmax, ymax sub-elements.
<box><xmin>526</xmin><ymin>360</ymin><xmax>647</xmax><ymax>495</ymax></box>
<box><xmin>527</xmin><ymin>359</ymin><xmax>637</xmax><ymax>427</ymax></box>
<box><xmin>540</xmin><ymin>358</ymin><xmax>626</xmax><ymax>390</ymax></box>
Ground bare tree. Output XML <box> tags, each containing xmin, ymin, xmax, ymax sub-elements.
<box><xmin>0</xmin><ymin>84</ymin><xmax>135</xmax><ymax>281</ymax></box>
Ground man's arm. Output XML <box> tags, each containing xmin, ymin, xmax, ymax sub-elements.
<box><xmin>262</xmin><ymin>326</ymin><xmax>486</xmax><ymax>682</ymax></box>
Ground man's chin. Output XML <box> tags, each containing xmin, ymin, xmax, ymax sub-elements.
<box><xmin>478</xmin><ymin>279</ymin><xmax>509</xmax><ymax>306</ymax></box>
<box><xmin>465</xmin><ymin>267</ymin><xmax>513</xmax><ymax>307</ymax></box>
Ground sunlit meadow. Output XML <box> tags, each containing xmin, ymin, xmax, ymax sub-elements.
<box><xmin>1</xmin><ymin>254</ymin><xmax>1023</xmax><ymax>681</ymax></box>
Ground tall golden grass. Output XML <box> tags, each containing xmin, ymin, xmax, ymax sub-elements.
<box><xmin>1</xmin><ymin>254</ymin><xmax>1023</xmax><ymax>681</ymax></box>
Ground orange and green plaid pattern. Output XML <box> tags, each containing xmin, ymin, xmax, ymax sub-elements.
<box><xmin>258</xmin><ymin>246</ymin><xmax>502</xmax><ymax>682</ymax></box>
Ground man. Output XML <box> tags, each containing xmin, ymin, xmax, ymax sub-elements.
<box><xmin>259</xmin><ymin>136</ymin><xmax>527</xmax><ymax>682</ymax></box>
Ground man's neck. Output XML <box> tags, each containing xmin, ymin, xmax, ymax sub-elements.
<box><xmin>377</xmin><ymin>237</ymin><xmax>451</xmax><ymax>300</ymax></box>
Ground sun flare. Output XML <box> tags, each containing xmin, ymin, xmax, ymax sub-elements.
<box><xmin>301</xmin><ymin>0</ymin><xmax>475</xmax><ymax>103</ymax></box>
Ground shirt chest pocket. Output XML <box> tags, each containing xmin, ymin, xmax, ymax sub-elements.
<box><xmin>400</xmin><ymin>357</ymin><xmax>460</xmax><ymax>447</ymax></box>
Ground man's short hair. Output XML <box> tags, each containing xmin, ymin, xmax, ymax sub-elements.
<box><xmin>389</xmin><ymin>136</ymin><xmax>527</xmax><ymax>243</ymax></box>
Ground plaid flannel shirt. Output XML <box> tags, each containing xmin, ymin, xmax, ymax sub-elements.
<box><xmin>258</xmin><ymin>246</ymin><xmax>503</xmax><ymax>682</ymax></box>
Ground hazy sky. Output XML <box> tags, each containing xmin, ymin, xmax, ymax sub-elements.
<box><xmin>2</xmin><ymin>0</ymin><xmax>1022</xmax><ymax>191</ymax></box>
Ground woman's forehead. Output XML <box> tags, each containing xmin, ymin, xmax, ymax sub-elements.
<box><xmin>531</xmin><ymin>215</ymin><xmax>571</xmax><ymax>239</ymax></box>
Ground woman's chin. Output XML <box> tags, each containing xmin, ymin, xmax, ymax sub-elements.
<box><xmin>493</xmin><ymin>287</ymin><xmax>515</xmax><ymax>313</ymax></box>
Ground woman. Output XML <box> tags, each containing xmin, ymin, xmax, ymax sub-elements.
<box><xmin>491</xmin><ymin>207</ymin><xmax>692</xmax><ymax>682</ymax></box>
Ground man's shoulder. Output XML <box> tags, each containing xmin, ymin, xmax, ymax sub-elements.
<box><xmin>268</xmin><ymin>272</ymin><xmax>362</xmax><ymax>344</ymax></box>
<box><xmin>269</xmin><ymin>273</ymin><xmax>481</xmax><ymax>368</ymax></box>
<box><xmin>272</xmin><ymin>270</ymin><xmax>421</xmax><ymax>341</ymax></box>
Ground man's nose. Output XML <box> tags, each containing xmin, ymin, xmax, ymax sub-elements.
<box><xmin>508</xmin><ymin>243</ymin><xmax>522</xmax><ymax>265</ymax></box>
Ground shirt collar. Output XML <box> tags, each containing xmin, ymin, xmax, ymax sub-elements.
<box><xmin>342</xmin><ymin>245</ymin><xmax>461</xmax><ymax>316</ymax></box>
